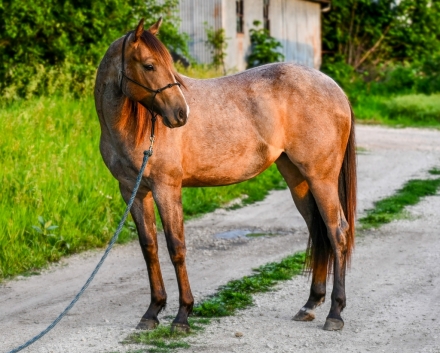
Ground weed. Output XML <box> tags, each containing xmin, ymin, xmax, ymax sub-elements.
<box><xmin>359</xmin><ymin>175</ymin><xmax>440</xmax><ymax>229</ymax></box>
<box><xmin>193</xmin><ymin>252</ymin><xmax>305</xmax><ymax>317</ymax></box>
<box><xmin>429</xmin><ymin>168</ymin><xmax>440</xmax><ymax>175</ymax></box>
<box><xmin>356</xmin><ymin>146</ymin><xmax>369</xmax><ymax>154</ymax></box>
<box><xmin>123</xmin><ymin>318</ymin><xmax>211</xmax><ymax>353</ymax></box>
<box><xmin>246</xmin><ymin>233</ymin><xmax>268</xmax><ymax>238</ymax></box>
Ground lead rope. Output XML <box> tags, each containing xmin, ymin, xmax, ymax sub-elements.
<box><xmin>7</xmin><ymin>30</ymin><xmax>178</xmax><ymax>353</ymax></box>
<box><xmin>6</xmin><ymin>144</ymin><xmax>154</xmax><ymax>353</ymax></box>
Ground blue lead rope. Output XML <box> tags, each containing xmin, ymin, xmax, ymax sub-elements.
<box><xmin>7</xmin><ymin>150</ymin><xmax>151</xmax><ymax>353</ymax></box>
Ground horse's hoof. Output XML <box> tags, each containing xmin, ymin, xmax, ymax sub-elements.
<box><xmin>293</xmin><ymin>307</ymin><xmax>315</xmax><ymax>321</ymax></box>
<box><xmin>136</xmin><ymin>318</ymin><xmax>159</xmax><ymax>330</ymax></box>
<box><xmin>323</xmin><ymin>318</ymin><xmax>344</xmax><ymax>331</ymax></box>
<box><xmin>171</xmin><ymin>322</ymin><xmax>190</xmax><ymax>334</ymax></box>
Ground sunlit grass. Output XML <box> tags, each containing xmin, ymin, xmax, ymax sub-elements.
<box><xmin>354</xmin><ymin>93</ymin><xmax>440</xmax><ymax>128</ymax></box>
<box><xmin>359</xmin><ymin>168</ymin><xmax>440</xmax><ymax>229</ymax></box>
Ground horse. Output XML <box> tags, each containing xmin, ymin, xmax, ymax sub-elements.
<box><xmin>94</xmin><ymin>18</ymin><xmax>356</xmax><ymax>333</ymax></box>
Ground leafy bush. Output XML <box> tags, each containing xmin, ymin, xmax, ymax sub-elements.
<box><xmin>204</xmin><ymin>23</ymin><xmax>229</xmax><ymax>75</ymax></box>
<box><xmin>321</xmin><ymin>0</ymin><xmax>440</xmax><ymax>97</ymax></box>
<box><xmin>247</xmin><ymin>20</ymin><xmax>284</xmax><ymax>68</ymax></box>
<box><xmin>0</xmin><ymin>0</ymin><xmax>189</xmax><ymax>101</ymax></box>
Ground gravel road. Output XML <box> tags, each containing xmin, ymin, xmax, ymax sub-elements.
<box><xmin>1</xmin><ymin>125</ymin><xmax>440</xmax><ymax>353</ymax></box>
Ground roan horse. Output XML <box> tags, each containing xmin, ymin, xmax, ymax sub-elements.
<box><xmin>94</xmin><ymin>18</ymin><xmax>356</xmax><ymax>333</ymax></box>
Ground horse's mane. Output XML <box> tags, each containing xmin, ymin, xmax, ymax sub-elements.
<box><xmin>115</xmin><ymin>30</ymin><xmax>185</xmax><ymax>146</ymax></box>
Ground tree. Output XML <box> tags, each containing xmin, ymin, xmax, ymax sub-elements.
<box><xmin>322</xmin><ymin>0</ymin><xmax>440</xmax><ymax>69</ymax></box>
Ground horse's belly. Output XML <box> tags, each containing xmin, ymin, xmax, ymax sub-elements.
<box><xmin>181</xmin><ymin>144</ymin><xmax>281</xmax><ymax>187</ymax></box>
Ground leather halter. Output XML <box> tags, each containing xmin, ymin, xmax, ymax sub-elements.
<box><xmin>119</xmin><ymin>31</ymin><xmax>181</xmax><ymax>96</ymax></box>
<box><xmin>119</xmin><ymin>31</ymin><xmax>181</xmax><ymax>148</ymax></box>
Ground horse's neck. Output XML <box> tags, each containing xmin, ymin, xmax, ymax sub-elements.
<box><xmin>97</xmin><ymin>72</ymin><xmax>130</xmax><ymax>131</ymax></box>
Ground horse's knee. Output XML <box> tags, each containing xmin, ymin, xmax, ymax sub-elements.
<box><xmin>167</xmin><ymin>240</ymin><xmax>187</xmax><ymax>265</ymax></box>
<box><xmin>139</xmin><ymin>239</ymin><xmax>159</xmax><ymax>259</ymax></box>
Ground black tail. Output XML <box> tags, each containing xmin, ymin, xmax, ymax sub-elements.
<box><xmin>305</xmin><ymin>105</ymin><xmax>357</xmax><ymax>276</ymax></box>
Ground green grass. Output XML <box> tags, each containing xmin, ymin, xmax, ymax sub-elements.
<box><xmin>245</xmin><ymin>232</ymin><xmax>268</xmax><ymax>238</ymax></box>
<box><xmin>193</xmin><ymin>252</ymin><xmax>305</xmax><ymax>317</ymax></box>
<box><xmin>0</xmin><ymin>96</ymin><xmax>286</xmax><ymax>280</ymax></box>
<box><xmin>122</xmin><ymin>318</ymin><xmax>210</xmax><ymax>353</ymax></box>
<box><xmin>359</xmin><ymin>168</ymin><xmax>440</xmax><ymax>229</ymax></box>
<box><xmin>124</xmin><ymin>325</ymin><xmax>190</xmax><ymax>353</ymax></box>
<box><xmin>354</xmin><ymin>93</ymin><xmax>440</xmax><ymax>128</ymax></box>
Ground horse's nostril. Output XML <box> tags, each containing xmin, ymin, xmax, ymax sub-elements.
<box><xmin>178</xmin><ymin>109</ymin><xmax>186</xmax><ymax>122</ymax></box>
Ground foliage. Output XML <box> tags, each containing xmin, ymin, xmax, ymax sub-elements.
<box><xmin>322</xmin><ymin>0</ymin><xmax>440</xmax><ymax>69</ymax></box>
<box><xmin>193</xmin><ymin>252</ymin><xmax>305</xmax><ymax>317</ymax></box>
<box><xmin>204</xmin><ymin>23</ymin><xmax>229</xmax><ymax>75</ymax></box>
<box><xmin>0</xmin><ymin>0</ymin><xmax>189</xmax><ymax>100</ymax></box>
<box><xmin>247</xmin><ymin>20</ymin><xmax>284</xmax><ymax>69</ymax></box>
<box><xmin>359</xmin><ymin>171</ymin><xmax>440</xmax><ymax>229</ymax></box>
<box><xmin>321</xmin><ymin>0</ymin><xmax>440</xmax><ymax>96</ymax></box>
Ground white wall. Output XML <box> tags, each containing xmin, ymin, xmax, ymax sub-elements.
<box><xmin>223</xmin><ymin>0</ymin><xmax>265</xmax><ymax>72</ymax></box>
<box><xmin>270</xmin><ymin>0</ymin><xmax>321</xmax><ymax>68</ymax></box>
<box><xmin>178</xmin><ymin>0</ymin><xmax>322</xmax><ymax>71</ymax></box>
<box><xmin>179</xmin><ymin>0</ymin><xmax>223</xmax><ymax>64</ymax></box>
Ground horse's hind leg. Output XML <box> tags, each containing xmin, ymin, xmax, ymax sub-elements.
<box><xmin>306</xmin><ymin>177</ymin><xmax>350</xmax><ymax>331</ymax></box>
<box><xmin>275</xmin><ymin>154</ymin><xmax>328</xmax><ymax>322</ymax></box>
<box><xmin>120</xmin><ymin>185</ymin><xmax>167</xmax><ymax>330</ymax></box>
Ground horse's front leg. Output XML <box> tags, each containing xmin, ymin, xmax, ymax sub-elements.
<box><xmin>153</xmin><ymin>183</ymin><xmax>193</xmax><ymax>333</ymax></box>
<box><xmin>119</xmin><ymin>184</ymin><xmax>167</xmax><ymax>330</ymax></box>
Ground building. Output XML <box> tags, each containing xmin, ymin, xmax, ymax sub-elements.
<box><xmin>178</xmin><ymin>0</ymin><xmax>331</xmax><ymax>71</ymax></box>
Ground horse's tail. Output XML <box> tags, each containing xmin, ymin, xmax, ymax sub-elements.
<box><xmin>306</xmin><ymin>105</ymin><xmax>357</xmax><ymax>277</ymax></box>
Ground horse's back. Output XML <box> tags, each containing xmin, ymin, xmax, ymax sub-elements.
<box><xmin>177</xmin><ymin>63</ymin><xmax>351</xmax><ymax>187</ymax></box>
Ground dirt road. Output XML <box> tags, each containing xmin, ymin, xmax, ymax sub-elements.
<box><xmin>1</xmin><ymin>125</ymin><xmax>440</xmax><ymax>353</ymax></box>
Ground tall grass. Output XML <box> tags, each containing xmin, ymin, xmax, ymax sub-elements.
<box><xmin>0</xmin><ymin>94</ymin><xmax>285</xmax><ymax>280</ymax></box>
<box><xmin>354</xmin><ymin>94</ymin><xmax>440</xmax><ymax>127</ymax></box>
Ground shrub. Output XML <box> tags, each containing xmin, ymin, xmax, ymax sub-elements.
<box><xmin>0</xmin><ymin>0</ymin><xmax>189</xmax><ymax>101</ymax></box>
<box><xmin>247</xmin><ymin>21</ymin><xmax>284</xmax><ymax>68</ymax></box>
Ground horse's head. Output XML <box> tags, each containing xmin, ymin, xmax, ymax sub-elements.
<box><xmin>120</xmin><ymin>18</ymin><xmax>189</xmax><ymax>128</ymax></box>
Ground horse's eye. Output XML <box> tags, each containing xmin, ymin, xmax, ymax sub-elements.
<box><xmin>144</xmin><ymin>64</ymin><xmax>154</xmax><ymax>71</ymax></box>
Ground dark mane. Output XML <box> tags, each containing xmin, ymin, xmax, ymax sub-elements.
<box><xmin>115</xmin><ymin>30</ymin><xmax>185</xmax><ymax>146</ymax></box>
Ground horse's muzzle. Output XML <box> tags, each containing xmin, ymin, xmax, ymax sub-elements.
<box><xmin>163</xmin><ymin>107</ymin><xmax>188</xmax><ymax>128</ymax></box>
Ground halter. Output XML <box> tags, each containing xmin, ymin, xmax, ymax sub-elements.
<box><xmin>119</xmin><ymin>31</ymin><xmax>181</xmax><ymax>154</ymax></box>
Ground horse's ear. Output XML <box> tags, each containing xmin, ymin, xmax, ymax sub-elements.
<box><xmin>149</xmin><ymin>17</ymin><xmax>163</xmax><ymax>36</ymax></box>
<box><xmin>134</xmin><ymin>18</ymin><xmax>145</xmax><ymax>43</ymax></box>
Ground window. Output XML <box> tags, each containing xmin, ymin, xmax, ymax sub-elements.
<box><xmin>236</xmin><ymin>0</ymin><xmax>244</xmax><ymax>34</ymax></box>
<box><xmin>263</xmin><ymin>0</ymin><xmax>270</xmax><ymax>32</ymax></box>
